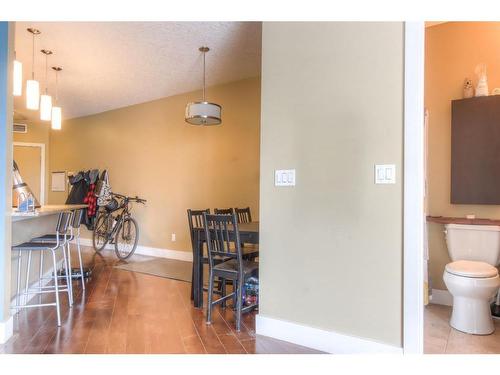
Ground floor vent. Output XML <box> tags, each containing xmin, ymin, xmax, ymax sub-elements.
<box><xmin>13</xmin><ymin>123</ymin><xmax>27</xmax><ymax>133</ymax></box>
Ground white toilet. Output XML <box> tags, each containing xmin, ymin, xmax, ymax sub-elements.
<box><xmin>443</xmin><ymin>224</ymin><xmax>500</xmax><ymax>335</ymax></box>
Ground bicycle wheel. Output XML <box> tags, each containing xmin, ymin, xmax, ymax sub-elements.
<box><xmin>93</xmin><ymin>212</ymin><xmax>109</xmax><ymax>252</ymax></box>
<box><xmin>114</xmin><ymin>217</ymin><xmax>139</xmax><ymax>260</ymax></box>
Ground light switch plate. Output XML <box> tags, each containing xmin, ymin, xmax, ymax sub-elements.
<box><xmin>275</xmin><ymin>169</ymin><xmax>296</xmax><ymax>186</ymax></box>
<box><xmin>375</xmin><ymin>164</ymin><xmax>396</xmax><ymax>184</ymax></box>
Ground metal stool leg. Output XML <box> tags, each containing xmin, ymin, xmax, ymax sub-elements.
<box><xmin>66</xmin><ymin>242</ymin><xmax>74</xmax><ymax>304</ymax></box>
<box><xmin>76</xmin><ymin>232</ymin><xmax>85</xmax><ymax>290</ymax></box>
<box><xmin>61</xmin><ymin>244</ymin><xmax>73</xmax><ymax>306</ymax></box>
<box><xmin>16</xmin><ymin>251</ymin><xmax>22</xmax><ymax>314</ymax></box>
<box><xmin>24</xmin><ymin>250</ymin><xmax>32</xmax><ymax>300</ymax></box>
<box><xmin>38</xmin><ymin>251</ymin><xmax>44</xmax><ymax>303</ymax></box>
<box><xmin>51</xmin><ymin>249</ymin><xmax>61</xmax><ymax>327</ymax></box>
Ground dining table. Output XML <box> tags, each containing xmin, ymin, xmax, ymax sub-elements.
<box><xmin>191</xmin><ymin>221</ymin><xmax>259</xmax><ymax>308</ymax></box>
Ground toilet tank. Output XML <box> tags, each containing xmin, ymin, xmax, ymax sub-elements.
<box><xmin>445</xmin><ymin>224</ymin><xmax>500</xmax><ymax>266</ymax></box>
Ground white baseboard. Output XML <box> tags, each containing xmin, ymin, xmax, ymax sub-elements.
<box><xmin>430</xmin><ymin>289</ymin><xmax>453</xmax><ymax>306</ymax></box>
<box><xmin>0</xmin><ymin>316</ymin><xmax>13</xmax><ymax>344</ymax></box>
<box><xmin>255</xmin><ymin>314</ymin><xmax>402</xmax><ymax>354</ymax></box>
<box><xmin>77</xmin><ymin>238</ymin><xmax>193</xmax><ymax>262</ymax></box>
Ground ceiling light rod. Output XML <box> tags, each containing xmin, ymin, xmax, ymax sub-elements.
<box><xmin>52</xmin><ymin>66</ymin><xmax>62</xmax><ymax>103</ymax></box>
<box><xmin>41</xmin><ymin>49</ymin><xmax>52</xmax><ymax>94</ymax></box>
<box><xmin>51</xmin><ymin>66</ymin><xmax>63</xmax><ymax>130</ymax></box>
<box><xmin>39</xmin><ymin>49</ymin><xmax>53</xmax><ymax>121</ymax></box>
<box><xmin>200</xmin><ymin>46</ymin><xmax>209</xmax><ymax>101</ymax></box>
<box><xmin>27</xmin><ymin>28</ymin><xmax>41</xmax><ymax>80</ymax></box>
<box><xmin>26</xmin><ymin>28</ymin><xmax>41</xmax><ymax>110</ymax></box>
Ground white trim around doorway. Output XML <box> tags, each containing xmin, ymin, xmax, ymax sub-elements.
<box><xmin>403</xmin><ymin>21</ymin><xmax>425</xmax><ymax>354</ymax></box>
<box><xmin>13</xmin><ymin>141</ymin><xmax>46</xmax><ymax>205</ymax></box>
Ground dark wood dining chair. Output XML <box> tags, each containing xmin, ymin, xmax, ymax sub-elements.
<box><xmin>214</xmin><ymin>208</ymin><xmax>233</xmax><ymax>215</ymax></box>
<box><xmin>203</xmin><ymin>212</ymin><xmax>258</xmax><ymax>331</ymax></box>
<box><xmin>234</xmin><ymin>207</ymin><xmax>258</xmax><ymax>254</ymax></box>
<box><xmin>187</xmin><ymin>208</ymin><xmax>229</xmax><ymax>301</ymax></box>
<box><xmin>215</xmin><ymin>208</ymin><xmax>258</xmax><ymax>258</ymax></box>
<box><xmin>187</xmin><ymin>209</ymin><xmax>210</xmax><ymax>300</ymax></box>
<box><xmin>235</xmin><ymin>207</ymin><xmax>252</xmax><ymax>223</ymax></box>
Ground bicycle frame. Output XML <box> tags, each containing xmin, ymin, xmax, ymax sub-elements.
<box><xmin>103</xmin><ymin>198</ymin><xmax>132</xmax><ymax>243</ymax></box>
<box><xmin>93</xmin><ymin>193</ymin><xmax>146</xmax><ymax>258</ymax></box>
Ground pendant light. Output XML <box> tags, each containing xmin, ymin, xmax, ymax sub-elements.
<box><xmin>39</xmin><ymin>49</ymin><xmax>53</xmax><ymax>121</ymax></box>
<box><xmin>26</xmin><ymin>28</ymin><xmax>41</xmax><ymax>110</ymax></box>
<box><xmin>185</xmin><ymin>46</ymin><xmax>222</xmax><ymax>125</ymax></box>
<box><xmin>51</xmin><ymin>66</ymin><xmax>62</xmax><ymax>130</ymax></box>
<box><xmin>13</xmin><ymin>51</ymin><xmax>22</xmax><ymax>96</ymax></box>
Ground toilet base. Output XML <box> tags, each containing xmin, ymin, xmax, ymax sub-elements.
<box><xmin>450</xmin><ymin>297</ymin><xmax>495</xmax><ymax>335</ymax></box>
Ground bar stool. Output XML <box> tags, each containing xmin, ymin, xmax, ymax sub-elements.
<box><xmin>11</xmin><ymin>211</ymin><xmax>74</xmax><ymax>326</ymax></box>
<box><xmin>31</xmin><ymin>209</ymin><xmax>86</xmax><ymax>296</ymax></box>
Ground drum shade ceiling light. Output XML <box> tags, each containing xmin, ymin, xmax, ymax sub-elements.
<box><xmin>26</xmin><ymin>28</ymin><xmax>41</xmax><ymax>110</ymax></box>
<box><xmin>185</xmin><ymin>46</ymin><xmax>222</xmax><ymax>126</ymax></box>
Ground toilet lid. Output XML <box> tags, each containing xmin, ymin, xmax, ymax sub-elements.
<box><xmin>445</xmin><ymin>260</ymin><xmax>499</xmax><ymax>278</ymax></box>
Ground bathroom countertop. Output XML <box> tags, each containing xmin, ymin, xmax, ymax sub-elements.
<box><xmin>11</xmin><ymin>204</ymin><xmax>88</xmax><ymax>222</ymax></box>
<box><xmin>427</xmin><ymin>215</ymin><xmax>500</xmax><ymax>226</ymax></box>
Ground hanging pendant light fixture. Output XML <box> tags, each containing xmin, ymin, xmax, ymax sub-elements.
<box><xmin>39</xmin><ymin>49</ymin><xmax>53</xmax><ymax>121</ymax></box>
<box><xmin>13</xmin><ymin>51</ymin><xmax>22</xmax><ymax>96</ymax></box>
<box><xmin>51</xmin><ymin>66</ymin><xmax>62</xmax><ymax>130</ymax></box>
<box><xmin>185</xmin><ymin>46</ymin><xmax>222</xmax><ymax>126</ymax></box>
<box><xmin>26</xmin><ymin>28</ymin><xmax>41</xmax><ymax>110</ymax></box>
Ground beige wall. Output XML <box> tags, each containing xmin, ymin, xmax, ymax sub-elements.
<box><xmin>48</xmin><ymin>77</ymin><xmax>261</xmax><ymax>253</ymax></box>
<box><xmin>13</xmin><ymin>120</ymin><xmax>50</xmax><ymax>204</ymax></box>
<box><xmin>259</xmin><ymin>22</ymin><xmax>404</xmax><ymax>347</ymax></box>
<box><xmin>425</xmin><ymin>22</ymin><xmax>500</xmax><ymax>290</ymax></box>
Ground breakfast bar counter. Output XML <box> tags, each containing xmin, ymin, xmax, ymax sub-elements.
<box><xmin>12</xmin><ymin>204</ymin><xmax>88</xmax><ymax>222</ymax></box>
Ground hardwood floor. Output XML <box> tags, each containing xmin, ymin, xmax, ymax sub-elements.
<box><xmin>0</xmin><ymin>247</ymin><xmax>320</xmax><ymax>354</ymax></box>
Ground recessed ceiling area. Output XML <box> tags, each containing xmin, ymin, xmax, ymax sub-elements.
<box><xmin>14</xmin><ymin>22</ymin><xmax>262</xmax><ymax>121</ymax></box>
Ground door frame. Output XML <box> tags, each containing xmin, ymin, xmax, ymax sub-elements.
<box><xmin>13</xmin><ymin>141</ymin><xmax>46</xmax><ymax>205</ymax></box>
<box><xmin>403</xmin><ymin>21</ymin><xmax>425</xmax><ymax>354</ymax></box>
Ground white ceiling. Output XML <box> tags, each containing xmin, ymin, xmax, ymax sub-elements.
<box><xmin>14</xmin><ymin>22</ymin><xmax>262</xmax><ymax>121</ymax></box>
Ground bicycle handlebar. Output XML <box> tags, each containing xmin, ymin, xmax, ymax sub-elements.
<box><xmin>112</xmin><ymin>193</ymin><xmax>147</xmax><ymax>204</ymax></box>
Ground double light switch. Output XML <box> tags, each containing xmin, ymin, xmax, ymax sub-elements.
<box><xmin>375</xmin><ymin>164</ymin><xmax>396</xmax><ymax>184</ymax></box>
<box><xmin>275</xmin><ymin>169</ymin><xmax>296</xmax><ymax>186</ymax></box>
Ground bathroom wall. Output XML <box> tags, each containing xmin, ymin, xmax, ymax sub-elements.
<box><xmin>425</xmin><ymin>22</ymin><xmax>500</xmax><ymax>291</ymax></box>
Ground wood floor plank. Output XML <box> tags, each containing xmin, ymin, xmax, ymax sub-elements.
<box><xmin>182</xmin><ymin>334</ymin><xmax>207</xmax><ymax>354</ymax></box>
<box><xmin>218</xmin><ymin>333</ymin><xmax>247</xmax><ymax>354</ymax></box>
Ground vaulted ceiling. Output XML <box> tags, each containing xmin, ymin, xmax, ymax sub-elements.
<box><xmin>14</xmin><ymin>22</ymin><xmax>262</xmax><ymax>121</ymax></box>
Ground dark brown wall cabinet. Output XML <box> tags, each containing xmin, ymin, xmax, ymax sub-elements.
<box><xmin>451</xmin><ymin>95</ymin><xmax>500</xmax><ymax>204</ymax></box>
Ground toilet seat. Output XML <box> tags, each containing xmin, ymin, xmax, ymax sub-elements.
<box><xmin>445</xmin><ymin>260</ymin><xmax>499</xmax><ymax>278</ymax></box>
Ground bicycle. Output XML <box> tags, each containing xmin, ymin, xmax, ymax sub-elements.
<box><xmin>92</xmin><ymin>193</ymin><xmax>146</xmax><ymax>259</ymax></box>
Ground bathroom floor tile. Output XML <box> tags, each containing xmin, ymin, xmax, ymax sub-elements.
<box><xmin>425</xmin><ymin>303</ymin><xmax>500</xmax><ymax>354</ymax></box>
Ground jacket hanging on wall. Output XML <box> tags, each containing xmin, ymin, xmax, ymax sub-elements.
<box><xmin>84</xmin><ymin>170</ymin><xmax>99</xmax><ymax>221</ymax></box>
<box><xmin>66</xmin><ymin>169</ymin><xmax>100</xmax><ymax>230</ymax></box>
<box><xmin>96</xmin><ymin>170</ymin><xmax>112</xmax><ymax>207</ymax></box>
<box><xmin>66</xmin><ymin>172</ymin><xmax>88</xmax><ymax>205</ymax></box>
